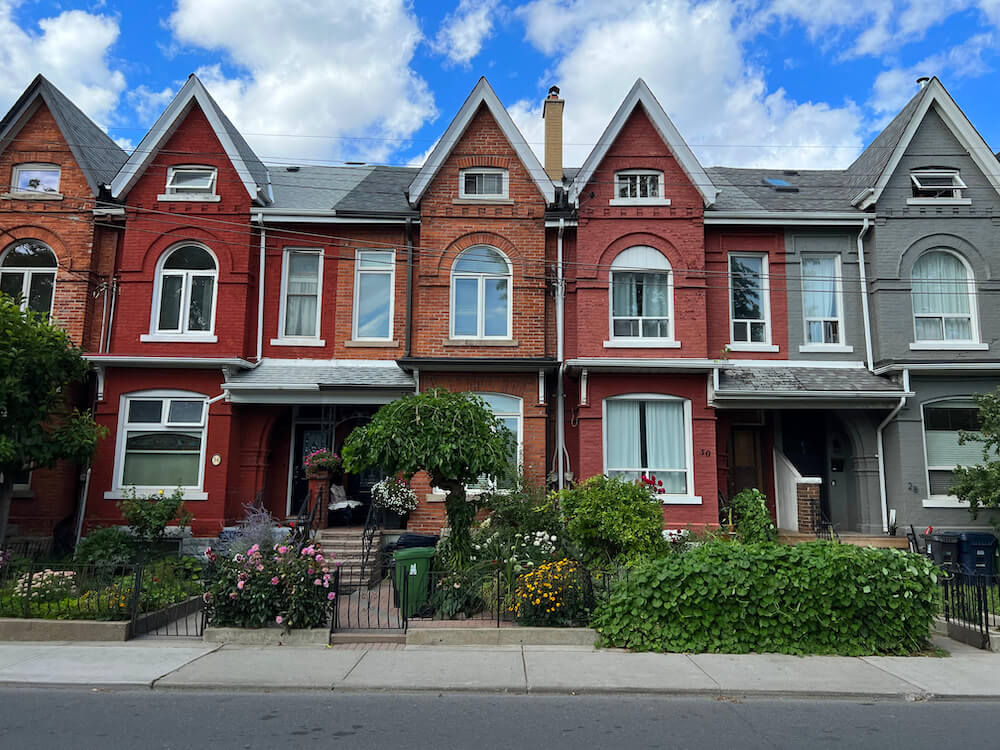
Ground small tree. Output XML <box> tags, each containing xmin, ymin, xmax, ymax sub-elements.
<box><xmin>951</xmin><ymin>388</ymin><xmax>1000</xmax><ymax>517</ymax></box>
<box><xmin>0</xmin><ymin>297</ymin><xmax>106</xmax><ymax>542</ymax></box>
<box><xmin>341</xmin><ymin>388</ymin><xmax>514</xmax><ymax>559</ymax></box>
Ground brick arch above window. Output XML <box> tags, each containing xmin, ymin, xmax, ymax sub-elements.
<box><xmin>896</xmin><ymin>233</ymin><xmax>991</xmax><ymax>281</ymax></box>
<box><xmin>0</xmin><ymin>224</ymin><xmax>67</xmax><ymax>266</ymax></box>
<box><xmin>588</xmin><ymin>232</ymin><xmax>685</xmax><ymax>281</ymax></box>
<box><xmin>424</xmin><ymin>231</ymin><xmax>523</xmax><ymax>278</ymax></box>
<box><xmin>132</xmin><ymin>226</ymin><xmax>234</xmax><ymax>276</ymax></box>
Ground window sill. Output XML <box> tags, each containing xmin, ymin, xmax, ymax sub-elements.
<box><xmin>922</xmin><ymin>496</ymin><xmax>970</xmax><ymax>508</ymax></box>
<box><xmin>104</xmin><ymin>490</ymin><xmax>208</xmax><ymax>501</ymax></box>
<box><xmin>444</xmin><ymin>338</ymin><xmax>518</xmax><ymax>347</ymax></box>
<box><xmin>426</xmin><ymin>492</ymin><xmax>447</xmax><ymax>503</ymax></box>
<box><xmin>345</xmin><ymin>339</ymin><xmax>399</xmax><ymax>348</ymax></box>
<box><xmin>608</xmin><ymin>198</ymin><xmax>671</xmax><ymax>206</ymax></box>
<box><xmin>604</xmin><ymin>339</ymin><xmax>681</xmax><ymax>349</ymax></box>
<box><xmin>906</xmin><ymin>198</ymin><xmax>972</xmax><ymax>206</ymax></box>
<box><xmin>799</xmin><ymin>343</ymin><xmax>854</xmax><ymax>353</ymax></box>
<box><xmin>909</xmin><ymin>342</ymin><xmax>988</xmax><ymax>351</ymax></box>
<box><xmin>726</xmin><ymin>342</ymin><xmax>779</xmax><ymax>353</ymax></box>
<box><xmin>1</xmin><ymin>191</ymin><xmax>63</xmax><ymax>201</ymax></box>
<box><xmin>452</xmin><ymin>198</ymin><xmax>513</xmax><ymax>205</ymax></box>
<box><xmin>270</xmin><ymin>337</ymin><xmax>326</xmax><ymax>347</ymax></box>
<box><xmin>156</xmin><ymin>194</ymin><xmax>222</xmax><ymax>202</ymax></box>
<box><xmin>141</xmin><ymin>333</ymin><xmax>218</xmax><ymax>343</ymax></box>
<box><xmin>659</xmin><ymin>495</ymin><xmax>702</xmax><ymax>505</ymax></box>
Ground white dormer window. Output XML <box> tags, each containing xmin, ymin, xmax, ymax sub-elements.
<box><xmin>160</xmin><ymin>166</ymin><xmax>220</xmax><ymax>201</ymax></box>
<box><xmin>610</xmin><ymin>170</ymin><xmax>670</xmax><ymax>206</ymax></box>
<box><xmin>11</xmin><ymin>163</ymin><xmax>61</xmax><ymax>195</ymax></box>
<box><xmin>908</xmin><ymin>169</ymin><xmax>970</xmax><ymax>205</ymax></box>
<box><xmin>459</xmin><ymin>167</ymin><xmax>508</xmax><ymax>200</ymax></box>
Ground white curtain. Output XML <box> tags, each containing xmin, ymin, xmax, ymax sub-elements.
<box><xmin>641</xmin><ymin>273</ymin><xmax>669</xmax><ymax>317</ymax></box>
<box><xmin>913</xmin><ymin>252</ymin><xmax>970</xmax><ymax>315</ymax></box>
<box><xmin>644</xmin><ymin>401</ymin><xmax>686</xmax><ymax>493</ymax></box>
<box><xmin>285</xmin><ymin>252</ymin><xmax>319</xmax><ymax>336</ymax></box>
<box><xmin>606</xmin><ymin>401</ymin><xmax>641</xmax><ymax>472</ymax></box>
<box><xmin>613</xmin><ymin>272</ymin><xmax>639</xmax><ymax>317</ymax></box>
<box><xmin>802</xmin><ymin>256</ymin><xmax>837</xmax><ymax>318</ymax></box>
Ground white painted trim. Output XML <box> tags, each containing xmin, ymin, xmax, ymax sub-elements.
<box><xmin>458</xmin><ymin>167</ymin><xmax>509</xmax><ymax>200</ymax></box>
<box><xmin>799</xmin><ymin>344</ymin><xmax>854</xmax><ymax>353</ymax></box>
<box><xmin>610</xmin><ymin>169</ymin><xmax>670</xmax><ymax>205</ymax></box>
<box><xmin>604</xmin><ymin>339</ymin><xmax>681</xmax><ymax>349</ymax></box>
<box><xmin>0</xmin><ymin>240</ymin><xmax>57</xmax><ymax>316</ymax></box>
<box><xmin>352</xmin><ymin>248</ymin><xmax>396</xmax><ymax>342</ymax></box>
<box><xmin>570</xmin><ymin>79</ymin><xmax>717</xmax><ymax>207</ymax></box>
<box><xmin>104</xmin><ymin>490</ymin><xmax>208</xmax><ymax>501</ymax></box>
<box><xmin>408</xmin><ymin>78</ymin><xmax>555</xmax><ymax>204</ymax></box>
<box><xmin>919</xmin><ymin>396</ymin><xmax>984</xmax><ymax>505</ymax></box>
<box><xmin>728</xmin><ymin>252</ymin><xmax>773</xmax><ymax>348</ymax></box>
<box><xmin>163</xmin><ymin>164</ymin><xmax>218</xmax><ymax>199</ymax></box>
<box><xmin>149</xmin><ymin>242</ymin><xmax>218</xmax><ymax>339</ymax></box>
<box><xmin>140</xmin><ymin>333</ymin><xmax>218</xmax><ymax>343</ymax></box>
<box><xmin>83</xmin><ymin>355</ymin><xmax>252</xmax><ymax>369</ymax></box>
<box><xmin>907</xmin><ymin>198</ymin><xmax>972</xmax><ymax>206</ymax></box>
<box><xmin>11</xmin><ymin>162</ymin><xmax>61</xmax><ymax>195</ymax></box>
<box><xmin>608</xmin><ymin>246</ymin><xmax>674</xmax><ymax>345</ymax></box>
<box><xmin>726</xmin><ymin>343</ymin><xmax>780</xmax><ymax>353</ymax></box>
<box><xmin>661</xmin><ymin>496</ymin><xmax>702</xmax><ymax>505</ymax></box>
<box><xmin>449</xmin><ymin>246</ymin><xmax>513</xmax><ymax>340</ymax></box>
<box><xmin>566</xmin><ymin>357</ymin><xmax>866</xmax><ymax>370</ymax></box>
<box><xmin>156</xmin><ymin>194</ymin><xmax>221</xmax><ymax>203</ymax></box>
<box><xmin>705</xmin><ymin>211</ymin><xmax>865</xmax><ymax>226</ymax></box>
<box><xmin>921</xmin><ymin>496</ymin><xmax>970</xmax><ymax>508</ymax></box>
<box><xmin>270</xmin><ymin>338</ymin><xmax>326</xmax><ymax>347</ymax></box>
<box><xmin>609</xmin><ymin>198</ymin><xmax>671</xmax><ymax>206</ymax></box>
<box><xmin>800</xmin><ymin>253</ymin><xmax>847</xmax><ymax>348</ymax></box>
<box><xmin>909</xmin><ymin>342</ymin><xmax>989</xmax><ymax>351</ymax></box>
<box><xmin>277</xmin><ymin>247</ymin><xmax>323</xmax><ymax>342</ymax></box>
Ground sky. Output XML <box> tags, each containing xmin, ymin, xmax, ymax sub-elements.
<box><xmin>2</xmin><ymin>0</ymin><xmax>1000</xmax><ymax>171</ymax></box>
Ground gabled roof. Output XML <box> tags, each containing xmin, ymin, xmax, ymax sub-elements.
<box><xmin>569</xmin><ymin>79</ymin><xmax>718</xmax><ymax>207</ymax></box>
<box><xmin>111</xmin><ymin>74</ymin><xmax>271</xmax><ymax>204</ymax></box>
<box><xmin>408</xmin><ymin>77</ymin><xmax>555</xmax><ymax>205</ymax></box>
<box><xmin>848</xmin><ymin>77</ymin><xmax>1000</xmax><ymax>208</ymax></box>
<box><xmin>0</xmin><ymin>74</ymin><xmax>128</xmax><ymax>195</ymax></box>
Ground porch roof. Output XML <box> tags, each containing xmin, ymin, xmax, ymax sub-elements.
<box><xmin>222</xmin><ymin>359</ymin><xmax>415</xmax><ymax>396</ymax></box>
<box><xmin>715</xmin><ymin>367</ymin><xmax>908</xmax><ymax>401</ymax></box>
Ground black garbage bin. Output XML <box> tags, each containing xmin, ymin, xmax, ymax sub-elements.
<box><xmin>957</xmin><ymin>531</ymin><xmax>998</xmax><ymax>576</ymax></box>
<box><xmin>923</xmin><ymin>531</ymin><xmax>961</xmax><ymax>567</ymax></box>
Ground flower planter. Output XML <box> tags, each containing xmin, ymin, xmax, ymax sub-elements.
<box><xmin>378</xmin><ymin>509</ymin><xmax>408</xmax><ymax>530</ymax></box>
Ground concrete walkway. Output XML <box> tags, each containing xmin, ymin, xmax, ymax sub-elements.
<box><xmin>2</xmin><ymin>636</ymin><xmax>1000</xmax><ymax>699</ymax></box>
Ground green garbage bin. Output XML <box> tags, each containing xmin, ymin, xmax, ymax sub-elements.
<box><xmin>393</xmin><ymin>546</ymin><xmax>435</xmax><ymax>618</ymax></box>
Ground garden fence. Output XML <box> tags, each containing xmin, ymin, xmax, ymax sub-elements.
<box><xmin>938</xmin><ymin>566</ymin><xmax>1000</xmax><ymax>650</ymax></box>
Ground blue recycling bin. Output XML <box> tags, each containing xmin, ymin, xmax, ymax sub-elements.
<box><xmin>957</xmin><ymin>532</ymin><xmax>997</xmax><ymax>576</ymax></box>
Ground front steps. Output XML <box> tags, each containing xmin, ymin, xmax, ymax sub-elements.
<box><xmin>316</xmin><ymin>528</ymin><xmax>383</xmax><ymax>588</ymax></box>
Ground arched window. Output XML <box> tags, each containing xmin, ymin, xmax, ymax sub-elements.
<box><xmin>469</xmin><ymin>393</ymin><xmax>522</xmax><ymax>491</ymax></box>
<box><xmin>912</xmin><ymin>250</ymin><xmax>977</xmax><ymax>343</ymax></box>
<box><xmin>0</xmin><ymin>240</ymin><xmax>57</xmax><ymax>314</ymax></box>
<box><xmin>609</xmin><ymin>246</ymin><xmax>673</xmax><ymax>342</ymax></box>
<box><xmin>153</xmin><ymin>245</ymin><xmax>217</xmax><ymax>336</ymax></box>
<box><xmin>450</xmin><ymin>246</ymin><xmax>511</xmax><ymax>339</ymax></box>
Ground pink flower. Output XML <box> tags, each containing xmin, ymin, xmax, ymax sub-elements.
<box><xmin>237</xmin><ymin>580</ymin><xmax>245</xmax><ymax>590</ymax></box>
<box><xmin>327</xmin><ymin>592</ymin><xmax>336</xmax><ymax>600</ymax></box>
<box><xmin>314</xmin><ymin>578</ymin><xmax>322</xmax><ymax>586</ymax></box>
<box><xmin>249</xmin><ymin>544</ymin><xmax>259</xmax><ymax>554</ymax></box>
<box><xmin>271</xmin><ymin>576</ymin><xmax>280</xmax><ymax>585</ymax></box>
<box><xmin>229</xmin><ymin>592</ymin><xmax>238</xmax><ymax>599</ymax></box>
<box><xmin>278</xmin><ymin>546</ymin><xmax>288</xmax><ymax>554</ymax></box>
<box><xmin>202</xmin><ymin>592</ymin><xmax>213</xmax><ymax>603</ymax></box>
<box><xmin>315</xmin><ymin>554</ymin><xmax>324</xmax><ymax>563</ymax></box>
<box><xmin>275</xmin><ymin>615</ymin><xmax>283</xmax><ymax>625</ymax></box>
<box><xmin>256</xmin><ymin>564</ymin><xmax>264</xmax><ymax>572</ymax></box>
<box><xmin>308</xmin><ymin>568</ymin><xmax>314</xmax><ymax>575</ymax></box>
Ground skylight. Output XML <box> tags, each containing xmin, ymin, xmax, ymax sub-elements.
<box><xmin>763</xmin><ymin>177</ymin><xmax>799</xmax><ymax>193</ymax></box>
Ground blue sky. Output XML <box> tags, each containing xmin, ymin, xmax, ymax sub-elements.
<box><xmin>3</xmin><ymin>0</ymin><xmax>1000</xmax><ymax>170</ymax></box>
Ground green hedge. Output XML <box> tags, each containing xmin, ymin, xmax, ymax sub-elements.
<box><xmin>592</xmin><ymin>541</ymin><xmax>939</xmax><ymax>655</ymax></box>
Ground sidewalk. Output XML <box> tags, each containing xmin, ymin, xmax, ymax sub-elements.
<box><xmin>2</xmin><ymin>636</ymin><xmax>1000</xmax><ymax>700</ymax></box>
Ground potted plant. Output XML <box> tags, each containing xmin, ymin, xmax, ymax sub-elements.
<box><xmin>371</xmin><ymin>477</ymin><xmax>418</xmax><ymax>530</ymax></box>
<box><xmin>303</xmin><ymin>449</ymin><xmax>343</xmax><ymax>480</ymax></box>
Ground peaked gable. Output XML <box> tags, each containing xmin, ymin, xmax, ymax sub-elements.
<box><xmin>0</xmin><ymin>75</ymin><xmax>128</xmax><ymax>195</ymax></box>
<box><xmin>408</xmin><ymin>77</ymin><xmax>555</xmax><ymax>205</ymax></box>
<box><xmin>112</xmin><ymin>75</ymin><xmax>271</xmax><ymax>204</ymax></box>
<box><xmin>570</xmin><ymin>79</ymin><xmax>717</xmax><ymax>207</ymax></box>
<box><xmin>850</xmin><ymin>78</ymin><xmax>1000</xmax><ymax>209</ymax></box>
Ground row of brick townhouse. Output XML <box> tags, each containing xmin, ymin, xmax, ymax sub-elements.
<box><xmin>3</xmin><ymin>71</ymin><xmax>1000</xmax><ymax>547</ymax></box>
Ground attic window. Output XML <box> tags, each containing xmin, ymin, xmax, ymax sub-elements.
<box><xmin>909</xmin><ymin>169</ymin><xmax>969</xmax><ymax>204</ymax></box>
<box><xmin>459</xmin><ymin>168</ymin><xmax>508</xmax><ymax>200</ymax></box>
<box><xmin>763</xmin><ymin>177</ymin><xmax>798</xmax><ymax>192</ymax></box>
<box><xmin>610</xmin><ymin>170</ymin><xmax>670</xmax><ymax>206</ymax></box>
<box><xmin>161</xmin><ymin>166</ymin><xmax>219</xmax><ymax>201</ymax></box>
<box><xmin>12</xmin><ymin>164</ymin><xmax>60</xmax><ymax>195</ymax></box>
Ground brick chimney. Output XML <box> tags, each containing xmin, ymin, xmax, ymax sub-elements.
<box><xmin>542</xmin><ymin>85</ymin><xmax>564</xmax><ymax>182</ymax></box>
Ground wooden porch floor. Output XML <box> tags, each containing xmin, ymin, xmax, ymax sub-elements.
<box><xmin>778</xmin><ymin>531</ymin><xmax>910</xmax><ymax>549</ymax></box>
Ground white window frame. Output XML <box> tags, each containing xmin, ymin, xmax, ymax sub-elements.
<box><xmin>158</xmin><ymin>165</ymin><xmax>221</xmax><ymax>202</ymax></box>
<box><xmin>602</xmin><ymin>393</ymin><xmax>699</xmax><ymax>504</ymax></box>
<box><xmin>0</xmin><ymin>241</ymin><xmax>57</xmax><ymax>315</ymax></box>
<box><xmin>143</xmin><ymin>243</ymin><xmax>219</xmax><ymax>343</ymax></box>
<box><xmin>10</xmin><ymin>163</ymin><xmax>61</xmax><ymax>196</ymax></box>
<box><xmin>105</xmin><ymin>390</ymin><xmax>209</xmax><ymax>500</ymax></box>
<box><xmin>352</xmin><ymin>249</ymin><xmax>395</xmax><ymax>342</ymax></box>
<box><xmin>728</xmin><ymin>253</ymin><xmax>777</xmax><ymax>352</ymax></box>
<box><xmin>920</xmin><ymin>398</ymin><xmax>985</xmax><ymax>508</ymax></box>
<box><xmin>610</xmin><ymin>169</ymin><xmax>670</xmax><ymax>206</ymax></box>
<box><xmin>449</xmin><ymin>246</ymin><xmax>513</xmax><ymax>340</ymax></box>
<box><xmin>273</xmin><ymin>247</ymin><xmax>324</xmax><ymax>346</ymax></box>
<box><xmin>466</xmin><ymin>393</ymin><xmax>523</xmax><ymax>494</ymax></box>
<box><xmin>799</xmin><ymin>253</ymin><xmax>849</xmax><ymax>352</ymax></box>
<box><xmin>458</xmin><ymin>167</ymin><xmax>509</xmax><ymax>200</ymax></box>
<box><xmin>605</xmin><ymin>246</ymin><xmax>677</xmax><ymax>348</ymax></box>
<box><xmin>908</xmin><ymin>169</ymin><xmax>971</xmax><ymax>205</ymax></box>
<box><xmin>909</xmin><ymin>249</ymin><xmax>985</xmax><ymax>351</ymax></box>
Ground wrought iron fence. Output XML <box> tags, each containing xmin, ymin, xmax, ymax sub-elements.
<box><xmin>329</xmin><ymin>563</ymin><xmax>407</xmax><ymax>632</ymax></box>
<box><xmin>939</xmin><ymin>566</ymin><xmax>1000</xmax><ymax>650</ymax></box>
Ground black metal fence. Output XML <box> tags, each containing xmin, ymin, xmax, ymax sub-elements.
<box><xmin>939</xmin><ymin>567</ymin><xmax>1000</xmax><ymax>650</ymax></box>
<box><xmin>329</xmin><ymin>563</ymin><xmax>407</xmax><ymax>632</ymax></box>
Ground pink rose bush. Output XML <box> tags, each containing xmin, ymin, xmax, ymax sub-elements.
<box><xmin>203</xmin><ymin>541</ymin><xmax>335</xmax><ymax>630</ymax></box>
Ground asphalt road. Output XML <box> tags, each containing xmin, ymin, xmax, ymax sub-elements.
<box><xmin>0</xmin><ymin>688</ymin><xmax>993</xmax><ymax>749</ymax></box>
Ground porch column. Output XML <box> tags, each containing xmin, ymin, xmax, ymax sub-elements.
<box><xmin>795</xmin><ymin>479</ymin><xmax>822</xmax><ymax>534</ymax></box>
<box><xmin>307</xmin><ymin>472</ymin><xmax>330</xmax><ymax>531</ymax></box>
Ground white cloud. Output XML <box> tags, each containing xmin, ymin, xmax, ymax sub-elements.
<box><xmin>0</xmin><ymin>0</ymin><xmax>125</xmax><ymax>128</ymax></box>
<box><xmin>167</xmin><ymin>0</ymin><xmax>437</xmax><ymax>164</ymax></box>
<box><xmin>513</xmin><ymin>0</ymin><xmax>864</xmax><ymax>170</ymax></box>
<box><xmin>128</xmin><ymin>85</ymin><xmax>176</xmax><ymax>124</ymax></box>
<box><xmin>431</xmin><ymin>0</ymin><xmax>501</xmax><ymax>67</ymax></box>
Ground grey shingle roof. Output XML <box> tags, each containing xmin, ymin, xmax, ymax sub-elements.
<box><xmin>197</xmin><ymin>82</ymin><xmax>270</xmax><ymax>202</ymax></box>
<box><xmin>0</xmin><ymin>75</ymin><xmax>128</xmax><ymax>194</ymax></box>
<box><xmin>717</xmin><ymin>367</ymin><xmax>903</xmax><ymax>394</ymax></box>
<box><xmin>225</xmin><ymin>360</ymin><xmax>415</xmax><ymax>390</ymax></box>
<box><xmin>705</xmin><ymin>167</ymin><xmax>858</xmax><ymax>212</ymax></box>
<box><xmin>268</xmin><ymin>165</ymin><xmax>417</xmax><ymax>215</ymax></box>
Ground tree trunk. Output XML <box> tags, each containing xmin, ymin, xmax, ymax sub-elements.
<box><xmin>0</xmin><ymin>473</ymin><xmax>14</xmax><ymax>546</ymax></box>
<box><xmin>435</xmin><ymin>477</ymin><xmax>475</xmax><ymax>561</ymax></box>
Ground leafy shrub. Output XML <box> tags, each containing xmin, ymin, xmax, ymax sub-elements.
<box><xmin>117</xmin><ymin>488</ymin><xmax>192</xmax><ymax>547</ymax></box>
<box><xmin>429</xmin><ymin>567</ymin><xmax>489</xmax><ymax>618</ymax></box>
<box><xmin>203</xmin><ymin>542</ymin><xmax>334</xmax><ymax>630</ymax></box>
<box><xmin>74</xmin><ymin>527</ymin><xmax>136</xmax><ymax>569</ymax></box>
<box><xmin>137</xmin><ymin>557</ymin><xmax>204</xmax><ymax>612</ymax></box>
<box><xmin>557</xmin><ymin>475</ymin><xmax>666</xmax><ymax>566</ymax></box>
<box><xmin>728</xmin><ymin>488</ymin><xmax>776</xmax><ymax>543</ymax></box>
<box><xmin>592</xmin><ymin>541</ymin><xmax>939</xmax><ymax>655</ymax></box>
<box><xmin>512</xmin><ymin>558</ymin><xmax>593</xmax><ymax>626</ymax></box>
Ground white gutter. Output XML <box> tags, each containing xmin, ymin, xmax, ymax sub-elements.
<box><xmin>856</xmin><ymin>216</ymin><xmax>874</xmax><ymax>371</ymax></box>
<box><xmin>704</xmin><ymin>211</ymin><xmax>866</xmax><ymax>226</ymax></box>
<box><xmin>83</xmin><ymin>355</ymin><xmax>255</xmax><ymax>369</ymax></box>
<box><xmin>555</xmin><ymin>218</ymin><xmax>567</xmax><ymax>491</ymax></box>
<box><xmin>256</xmin><ymin>212</ymin><xmax>266</xmax><ymax>363</ymax></box>
<box><xmin>876</xmin><ymin>367</ymin><xmax>910</xmax><ymax>534</ymax></box>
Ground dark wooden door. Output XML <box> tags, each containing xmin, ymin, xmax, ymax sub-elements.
<box><xmin>729</xmin><ymin>427</ymin><xmax>764</xmax><ymax>496</ymax></box>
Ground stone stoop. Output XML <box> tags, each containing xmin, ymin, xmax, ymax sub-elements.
<box><xmin>316</xmin><ymin>529</ymin><xmax>383</xmax><ymax>589</ymax></box>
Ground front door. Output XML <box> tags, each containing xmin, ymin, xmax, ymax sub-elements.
<box><xmin>729</xmin><ymin>426</ymin><xmax>764</xmax><ymax>496</ymax></box>
<box><xmin>826</xmin><ymin>426</ymin><xmax>855</xmax><ymax>532</ymax></box>
<box><xmin>289</xmin><ymin>423</ymin><xmax>331</xmax><ymax>517</ymax></box>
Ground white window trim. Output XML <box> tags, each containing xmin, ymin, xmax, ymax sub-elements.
<box><xmin>147</xmin><ymin>243</ymin><xmax>219</xmax><ymax>340</ymax></box>
<box><xmin>910</xmin><ymin>249</ymin><xmax>981</xmax><ymax>348</ymax></box>
<box><xmin>607</xmin><ymin>251</ymin><xmax>675</xmax><ymax>346</ymax></box>
<box><xmin>106</xmin><ymin>389</ymin><xmax>209</xmax><ymax>500</ymax></box>
<box><xmin>602</xmin><ymin>393</ymin><xmax>700</xmax><ymax>505</ymax></box>
<box><xmin>0</xmin><ymin>242</ymin><xmax>57</xmax><ymax>315</ymax></box>
<box><xmin>907</xmin><ymin>169</ymin><xmax>970</xmax><ymax>205</ymax></box>
<box><xmin>728</xmin><ymin>252</ymin><xmax>775</xmax><ymax>351</ymax></box>
<box><xmin>274</xmin><ymin>247</ymin><xmax>324</xmax><ymax>345</ymax></box>
<box><xmin>800</xmin><ymin>253</ymin><xmax>847</xmax><ymax>349</ymax></box>
<box><xmin>158</xmin><ymin>165</ymin><xmax>221</xmax><ymax>202</ymax></box>
<box><xmin>352</xmin><ymin>248</ymin><xmax>395</xmax><ymax>342</ymax></box>
<box><xmin>10</xmin><ymin>163</ymin><xmax>62</xmax><ymax>197</ymax></box>
<box><xmin>919</xmin><ymin>397</ymin><xmax>982</xmax><ymax>507</ymax></box>
<box><xmin>610</xmin><ymin>169</ymin><xmax>671</xmax><ymax>206</ymax></box>
<box><xmin>465</xmin><ymin>393</ymin><xmax>523</xmax><ymax>495</ymax></box>
<box><xmin>458</xmin><ymin>167</ymin><xmax>509</xmax><ymax>201</ymax></box>
<box><xmin>449</xmin><ymin>246</ymin><xmax>513</xmax><ymax>340</ymax></box>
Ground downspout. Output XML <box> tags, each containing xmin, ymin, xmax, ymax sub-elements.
<box><xmin>256</xmin><ymin>212</ymin><xmax>266</xmax><ymax>363</ymax></box>
<box><xmin>103</xmin><ymin>221</ymin><xmax>123</xmax><ymax>353</ymax></box>
<box><xmin>555</xmin><ymin>218</ymin><xmax>567</xmax><ymax>491</ymax></box>
<box><xmin>856</xmin><ymin>216</ymin><xmax>874</xmax><ymax>371</ymax></box>
<box><xmin>876</xmin><ymin>367</ymin><xmax>909</xmax><ymax>534</ymax></box>
<box><xmin>404</xmin><ymin>218</ymin><xmax>414</xmax><ymax>358</ymax></box>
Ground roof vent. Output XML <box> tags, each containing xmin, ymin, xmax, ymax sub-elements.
<box><xmin>916</xmin><ymin>76</ymin><xmax>930</xmax><ymax>89</ymax></box>
<box><xmin>345</xmin><ymin>161</ymin><xmax>366</xmax><ymax>166</ymax></box>
<box><xmin>782</xmin><ymin>170</ymin><xmax>799</xmax><ymax>176</ymax></box>
<box><xmin>285</xmin><ymin>165</ymin><xmax>300</xmax><ymax>172</ymax></box>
